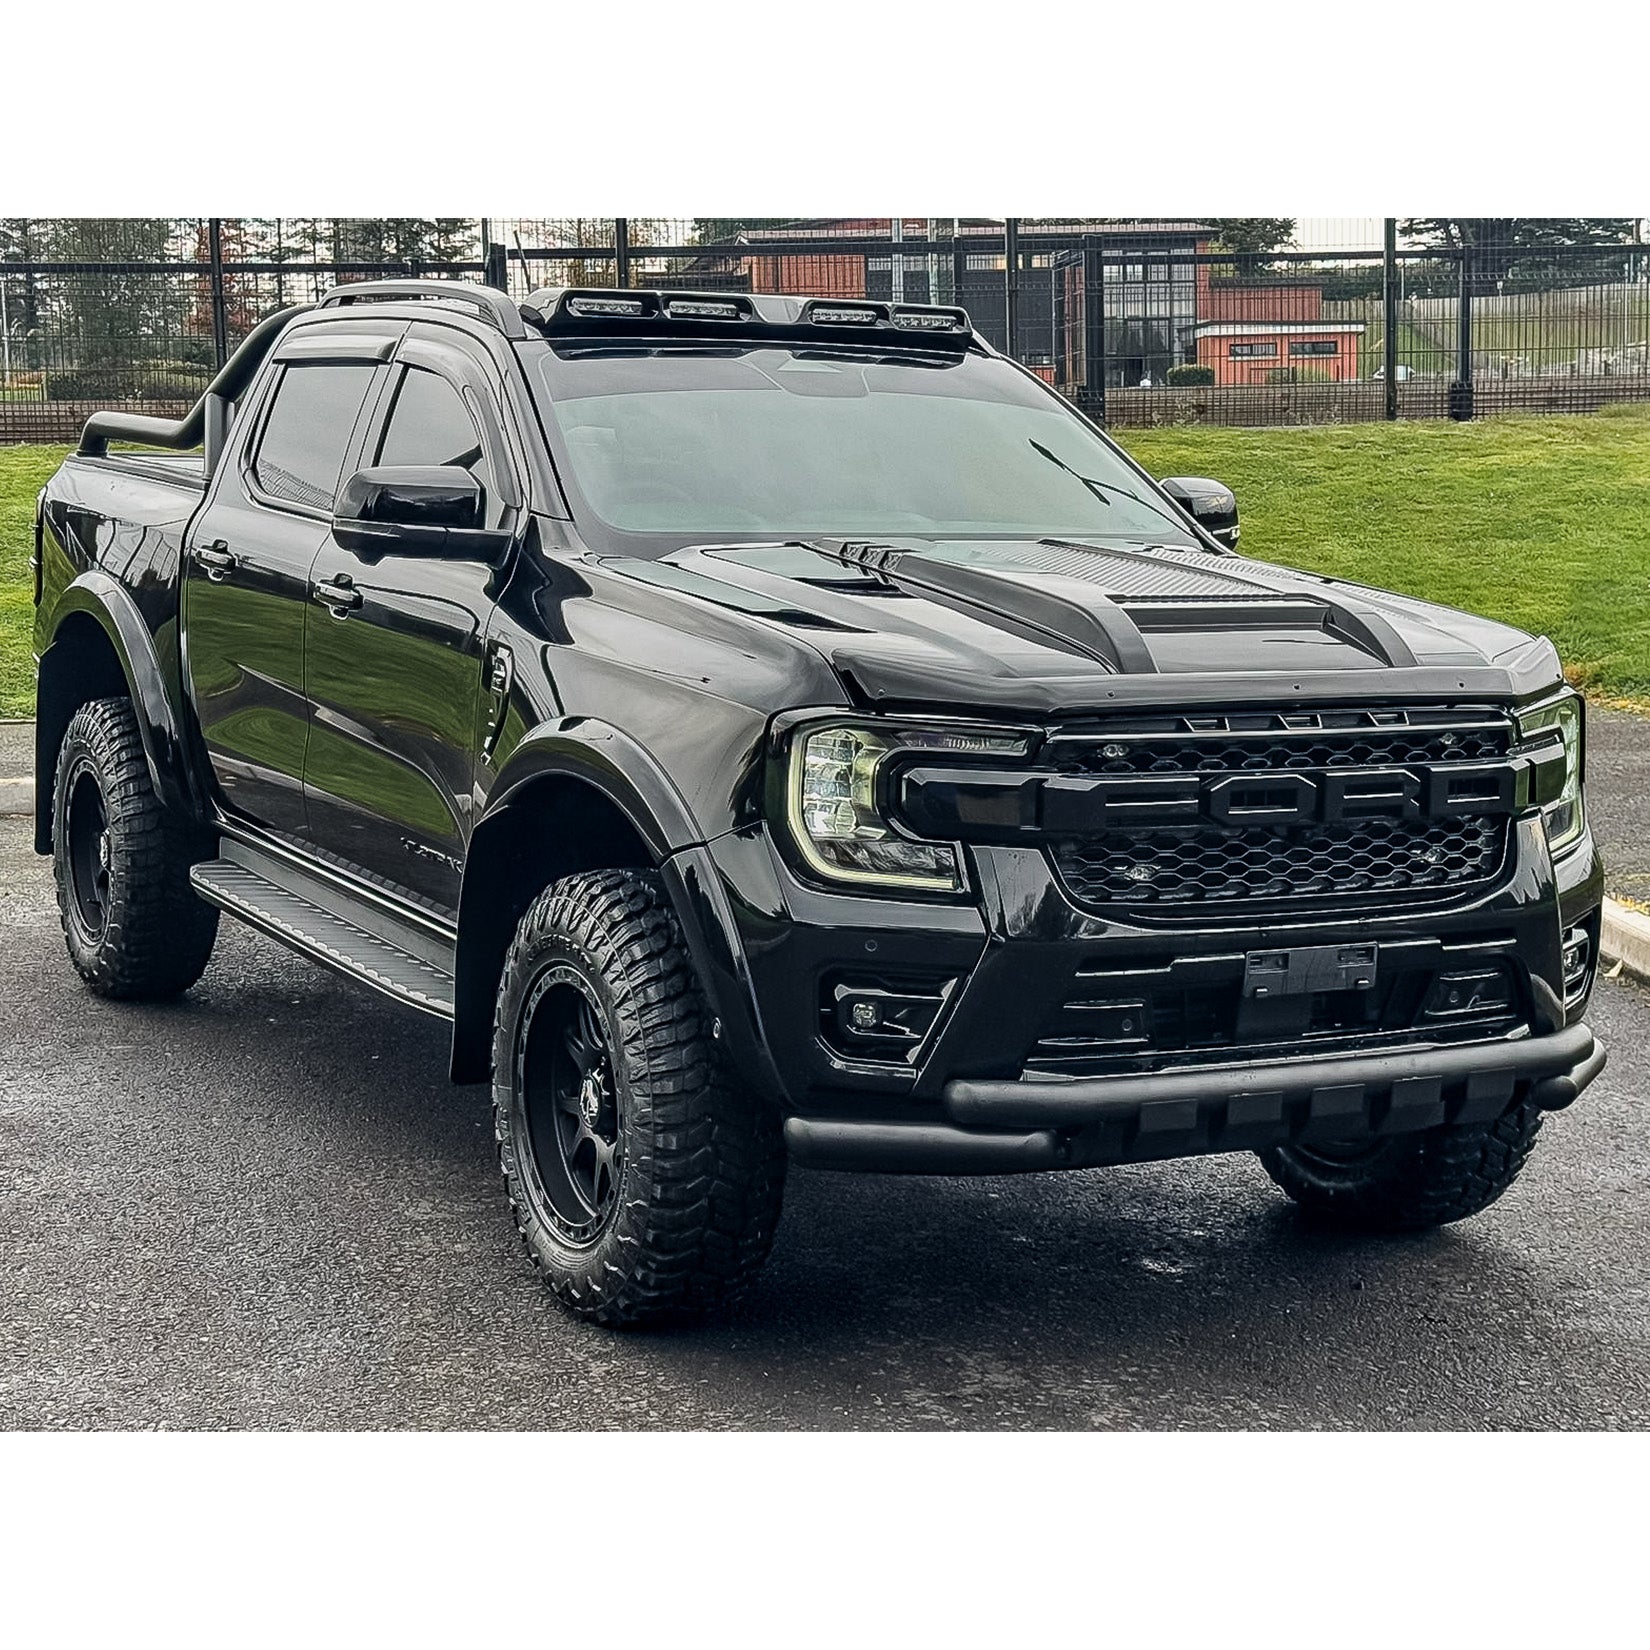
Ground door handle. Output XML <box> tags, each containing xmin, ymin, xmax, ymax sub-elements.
<box><xmin>312</xmin><ymin>575</ymin><xmax>362</xmax><ymax>615</ymax></box>
<box><xmin>193</xmin><ymin>542</ymin><xmax>237</xmax><ymax>581</ymax></box>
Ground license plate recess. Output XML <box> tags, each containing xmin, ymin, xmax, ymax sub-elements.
<box><xmin>1243</xmin><ymin>943</ymin><xmax>1379</xmax><ymax>999</ymax></box>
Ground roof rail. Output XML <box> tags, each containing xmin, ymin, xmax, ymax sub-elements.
<box><xmin>318</xmin><ymin>279</ymin><xmax>527</xmax><ymax>340</ymax></box>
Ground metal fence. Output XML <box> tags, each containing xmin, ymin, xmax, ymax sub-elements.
<box><xmin>3</xmin><ymin>216</ymin><xmax>1646</xmax><ymax>442</ymax></box>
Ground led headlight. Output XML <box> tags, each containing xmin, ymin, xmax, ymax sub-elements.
<box><xmin>1518</xmin><ymin>691</ymin><xmax>1585</xmax><ymax>855</ymax></box>
<box><xmin>787</xmin><ymin>722</ymin><xmax>1030</xmax><ymax>893</ymax></box>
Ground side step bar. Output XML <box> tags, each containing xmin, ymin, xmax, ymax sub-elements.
<box><xmin>190</xmin><ymin>847</ymin><xmax>456</xmax><ymax>1020</ymax></box>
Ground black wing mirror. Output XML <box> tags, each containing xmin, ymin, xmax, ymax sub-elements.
<box><xmin>1160</xmin><ymin>476</ymin><xmax>1240</xmax><ymax>550</ymax></box>
<box><xmin>333</xmin><ymin>465</ymin><xmax>513</xmax><ymax>560</ymax></box>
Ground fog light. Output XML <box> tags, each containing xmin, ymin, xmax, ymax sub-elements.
<box><xmin>825</xmin><ymin>981</ymin><xmax>950</xmax><ymax>1060</ymax></box>
<box><xmin>1562</xmin><ymin>927</ymin><xmax>1592</xmax><ymax>1007</ymax></box>
<box><xmin>1423</xmin><ymin>968</ymin><xmax>1515</xmax><ymax>1021</ymax></box>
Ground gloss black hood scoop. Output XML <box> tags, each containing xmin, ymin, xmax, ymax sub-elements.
<box><xmin>795</xmin><ymin>537</ymin><xmax>1420</xmax><ymax>675</ymax></box>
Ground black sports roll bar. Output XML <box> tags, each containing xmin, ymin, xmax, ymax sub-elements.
<box><xmin>77</xmin><ymin>304</ymin><xmax>312</xmax><ymax>477</ymax></box>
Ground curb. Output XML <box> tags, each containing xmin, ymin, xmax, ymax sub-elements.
<box><xmin>0</xmin><ymin>778</ymin><xmax>33</xmax><ymax>817</ymax></box>
<box><xmin>1601</xmin><ymin>897</ymin><xmax>1650</xmax><ymax>989</ymax></box>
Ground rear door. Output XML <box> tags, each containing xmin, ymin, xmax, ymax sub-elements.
<box><xmin>184</xmin><ymin>337</ymin><xmax>388</xmax><ymax>838</ymax></box>
<box><xmin>300</xmin><ymin>323</ymin><xmax>519</xmax><ymax>915</ymax></box>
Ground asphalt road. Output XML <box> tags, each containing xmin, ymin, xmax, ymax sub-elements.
<box><xmin>1589</xmin><ymin>706</ymin><xmax>1650</xmax><ymax>903</ymax></box>
<box><xmin>2</xmin><ymin>815</ymin><xmax>1647</xmax><ymax>1430</ymax></box>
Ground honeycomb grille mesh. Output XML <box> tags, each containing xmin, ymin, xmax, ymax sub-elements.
<box><xmin>1053</xmin><ymin>816</ymin><xmax>1506</xmax><ymax>908</ymax></box>
<box><xmin>1055</xmin><ymin>725</ymin><xmax>1507</xmax><ymax>776</ymax></box>
<box><xmin>1047</xmin><ymin>712</ymin><xmax>1513</xmax><ymax>912</ymax></box>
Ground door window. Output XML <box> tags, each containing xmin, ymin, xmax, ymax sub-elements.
<box><xmin>251</xmin><ymin>362</ymin><xmax>377</xmax><ymax>512</ymax></box>
<box><xmin>375</xmin><ymin>367</ymin><xmax>501</xmax><ymax>525</ymax></box>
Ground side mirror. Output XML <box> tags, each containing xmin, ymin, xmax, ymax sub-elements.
<box><xmin>333</xmin><ymin>465</ymin><xmax>513</xmax><ymax>560</ymax></box>
<box><xmin>1159</xmin><ymin>476</ymin><xmax>1240</xmax><ymax>550</ymax></box>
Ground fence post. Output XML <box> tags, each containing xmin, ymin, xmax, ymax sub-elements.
<box><xmin>614</xmin><ymin>218</ymin><xmax>631</xmax><ymax>288</ymax></box>
<box><xmin>481</xmin><ymin>220</ymin><xmax>509</xmax><ymax>292</ymax></box>
<box><xmin>1450</xmin><ymin>247</ymin><xmax>1475</xmax><ymax>420</ymax></box>
<box><xmin>1382</xmin><ymin>218</ymin><xmax>1399</xmax><ymax>420</ymax></box>
<box><xmin>1081</xmin><ymin>238</ymin><xmax>1107</xmax><ymax>424</ymax></box>
<box><xmin>207</xmin><ymin>218</ymin><xmax>229</xmax><ymax>370</ymax></box>
<box><xmin>1003</xmin><ymin>218</ymin><xmax>1020</xmax><ymax>360</ymax></box>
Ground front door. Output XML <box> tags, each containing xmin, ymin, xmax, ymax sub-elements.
<box><xmin>301</xmin><ymin>329</ymin><xmax>512</xmax><ymax>915</ymax></box>
<box><xmin>184</xmin><ymin>356</ymin><xmax>383</xmax><ymax>839</ymax></box>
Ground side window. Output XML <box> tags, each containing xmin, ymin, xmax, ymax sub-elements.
<box><xmin>252</xmin><ymin>362</ymin><xmax>377</xmax><ymax>512</ymax></box>
<box><xmin>375</xmin><ymin>366</ymin><xmax>502</xmax><ymax>526</ymax></box>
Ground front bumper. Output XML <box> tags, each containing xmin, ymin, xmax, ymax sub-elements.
<box><xmin>786</xmin><ymin>1018</ymin><xmax>1604</xmax><ymax>1173</ymax></box>
<box><xmin>669</xmin><ymin>813</ymin><xmax>1606</xmax><ymax>1177</ymax></box>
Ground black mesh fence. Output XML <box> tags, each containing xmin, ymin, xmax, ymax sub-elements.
<box><xmin>3</xmin><ymin>217</ymin><xmax>1646</xmax><ymax>441</ymax></box>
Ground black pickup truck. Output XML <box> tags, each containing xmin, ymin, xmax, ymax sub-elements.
<box><xmin>31</xmin><ymin>280</ymin><xmax>1605</xmax><ymax>1325</ymax></box>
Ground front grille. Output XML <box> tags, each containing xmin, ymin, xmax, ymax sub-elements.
<box><xmin>1054</xmin><ymin>815</ymin><xmax>1505</xmax><ymax>907</ymax></box>
<box><xmin>1045</xmin><ymin>708</ymin><xmax>1514</xmax><ymax>914</ymax></box>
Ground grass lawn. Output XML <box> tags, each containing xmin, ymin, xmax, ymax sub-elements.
<box><xmin>1</xmin><ymin>413</ymin><xmax>1648</xmax><ymax>719</ymax></box>
<box><xmin>0</xmin><ymin>444</ymin><xmax>64</xmax><ymax>718</ymax></box>
<box><xmin>1118</xmin><ymin>408</ymin><xmax>1650</xmax><ymax>704</ymax></box>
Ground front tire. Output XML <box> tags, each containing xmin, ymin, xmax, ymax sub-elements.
<box><xmin>1259</xmin><ymin>1102</ymin><xmax>1544</xmax><ymax>1231</ymax></box>
<box><xmin>492</xmin><ymin>869</ymin><xmax>786</xmax><ymax>1326</ymax></box>
<box><xmin>52</xmin><ymin>697</ymin><xmax>218</xmax><ymax>1000</ymax></box>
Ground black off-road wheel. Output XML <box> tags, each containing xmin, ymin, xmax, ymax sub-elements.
<box><xmin>52</xmin><ymin>697</ymin><xmax>218</xmax><ymax>1000</ymax></box>
<box><xmin>1259</xmin><ymin>1102</ymin><xmax>1544</xmax><ymax>1231</ymax></box>
<box><xmin>492</xmin><ymin>869</ymin><xmax>787</xmax><ymax>1327</ymax></box>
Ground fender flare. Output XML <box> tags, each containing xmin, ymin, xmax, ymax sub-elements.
<box><xmin>450</xmin><ymin>720</ymin><xmax>778</xmax><ymax>1100</ymax></box>
<box><xmin>34</xmin><ymin>573</ymin><xmax>195</xmax><ymax>852</ymax></box>
<box><xmin>476</xmin><ymin>717</ymin><xmax>702</xmax><ymax>862</ymax></box>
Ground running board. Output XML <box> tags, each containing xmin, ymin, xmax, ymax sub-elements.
<box><xmin>190</xmin><ymin>849</ymin><xmax>456</xmax><ymax>1020</ymax></box>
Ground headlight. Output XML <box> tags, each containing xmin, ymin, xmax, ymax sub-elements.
<box><xmin>786</xmin><ymin>722</ymin><xmax>1031</xmax><ymax>893</ymax></box>
<box><xmin>1517</xmin><ymin>692</ymin><xmax>1585</xmax><ymax>855</ymax></box>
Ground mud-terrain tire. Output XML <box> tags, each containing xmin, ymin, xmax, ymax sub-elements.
<box><xmin>492</xmin><ymin>868</ymin><xmax>786</xmax><ymax>1327</ymax></box>
<box><xmin>1259</xmin><ymin>1103</ymin><xmax>1544</xmax><ymax>1231</ymax></box>
<box><xmin>52</xmin><ymin>696</ymin><xmax>218</xmax><ymax>999</ymax></box>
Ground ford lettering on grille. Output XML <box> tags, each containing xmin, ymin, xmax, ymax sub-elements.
<box><xmin>896</xmin><ymin>709</ymin><xmax>1528</xmax><ymax>912</ymax></box>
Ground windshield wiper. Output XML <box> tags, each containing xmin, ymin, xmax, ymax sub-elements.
<box><xmin>1027</xmin><ymin>440</ymin><xmax>1188</xmax><ymax>533</ymax></box>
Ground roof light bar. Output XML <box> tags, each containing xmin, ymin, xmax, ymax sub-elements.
<box><xmin>892</xmin><ymin>306</ymin><xmax>968</xmax><ymax>332</ymax></box>
<box><xmin>567</xmin><ymin>294</ymin><xmax>650</xmax><ymax>318</ymax></box>
<box><xmin>808</xmin><ymin>303</ymin><xmax>883</xmax><ymax>326</ymax></box>
<box><xmin>665</xmin><ymin>298</ymin><xmax>744</xmax><ymax>320</ymax></box>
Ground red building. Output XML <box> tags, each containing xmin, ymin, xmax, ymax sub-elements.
<box><xmin>1194</xmin><ymin>321</ymin><xmax>1366</xmax><ymax>384</ymax></box>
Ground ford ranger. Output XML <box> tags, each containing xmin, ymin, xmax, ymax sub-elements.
<box><xmin>30</xmin><ymin>279</ymin><xmax>1606</xmax><ymax>1324</ymax></box>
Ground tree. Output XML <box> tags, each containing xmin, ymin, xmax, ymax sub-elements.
<box><xmin>0</xmin><ymin>218</ymin><xmax>47</xmax><ymax>376</ymax></box>
<box><xmin>43</xmin><ymin>218</ymin><xmax>178</xmax><ymax>393</ymax></box>
<box><xmin>1205</xmin><ymin>218</ymin><xmax>1297</xmax><ymax>277</ymax></box>
<box><xmin>1400</xmin><ymin>218</ymin><xmax>1639</xmax><ymax>294</ymax></box>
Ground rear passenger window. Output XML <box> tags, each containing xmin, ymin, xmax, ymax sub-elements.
<box><xmin>375</xmin><ymin>367</ymin><xmax>501</xmax><ymax>525</ymax></box>
<box><xmin>252</xmin><ymin>362</ymin><xmax>377</xmax><ymax>512</ymax></box>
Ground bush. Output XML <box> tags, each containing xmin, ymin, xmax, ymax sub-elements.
<box><xmin>46</xmin><ymin>361</ymin><xmax>212</xmax><ymax>402</ymax></box>
<box><xmin>1166</xmin><ymin>364</ymin><xmax>1215</xmax><ymax>387</ymax></box>
<box><xmin>1265</xmin><ymin>365</ymin><xmax>1336</xmax><ymax>385</ymax></box>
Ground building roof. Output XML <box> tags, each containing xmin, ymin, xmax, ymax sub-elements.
<box><xmin>1193</xmin><ymin>321</ymin><xmax>1368</xmax><ymax>337</ymax></box>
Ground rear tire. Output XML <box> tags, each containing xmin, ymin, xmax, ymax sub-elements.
<box><xmin>1259</xmin><ymin>1103</ymin><xmax>1544</xmax><ymax>1231</ymax></box>
<box><xmin>52</xmin><ymin>697</ymin><xmax>218</xmax><ymax>1000</ymax></box>
<box><xmin>492</xmin><ymin>868</ymin><xmax>786</xmax><ymax>1327</ymax></box>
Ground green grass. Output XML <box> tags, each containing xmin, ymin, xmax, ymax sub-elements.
<box><xmin>2</xmin><ymin>413</ymin><xmax>1649</xmax><ymax>717</ymax></box>
<box><xmin>1117</xmin><ymin>410</ymin><xmax>1650</xmax><ymax>701</ymax></box>
<box><xmin>0</xmin><ymin>444</ymin><xmax>64</xmax><ymax>717</ymax></box>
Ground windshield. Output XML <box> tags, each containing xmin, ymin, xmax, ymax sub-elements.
<box><xmin>532</xmin><ymin>344</ymin><xmax>1198</xmax><ymax>551</ymax></box>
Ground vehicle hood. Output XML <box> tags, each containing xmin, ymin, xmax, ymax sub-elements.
<box><xmin>630</xmin><ymin>538</ymin><xmax>1562</xmax><ymax>716</ymax></box>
